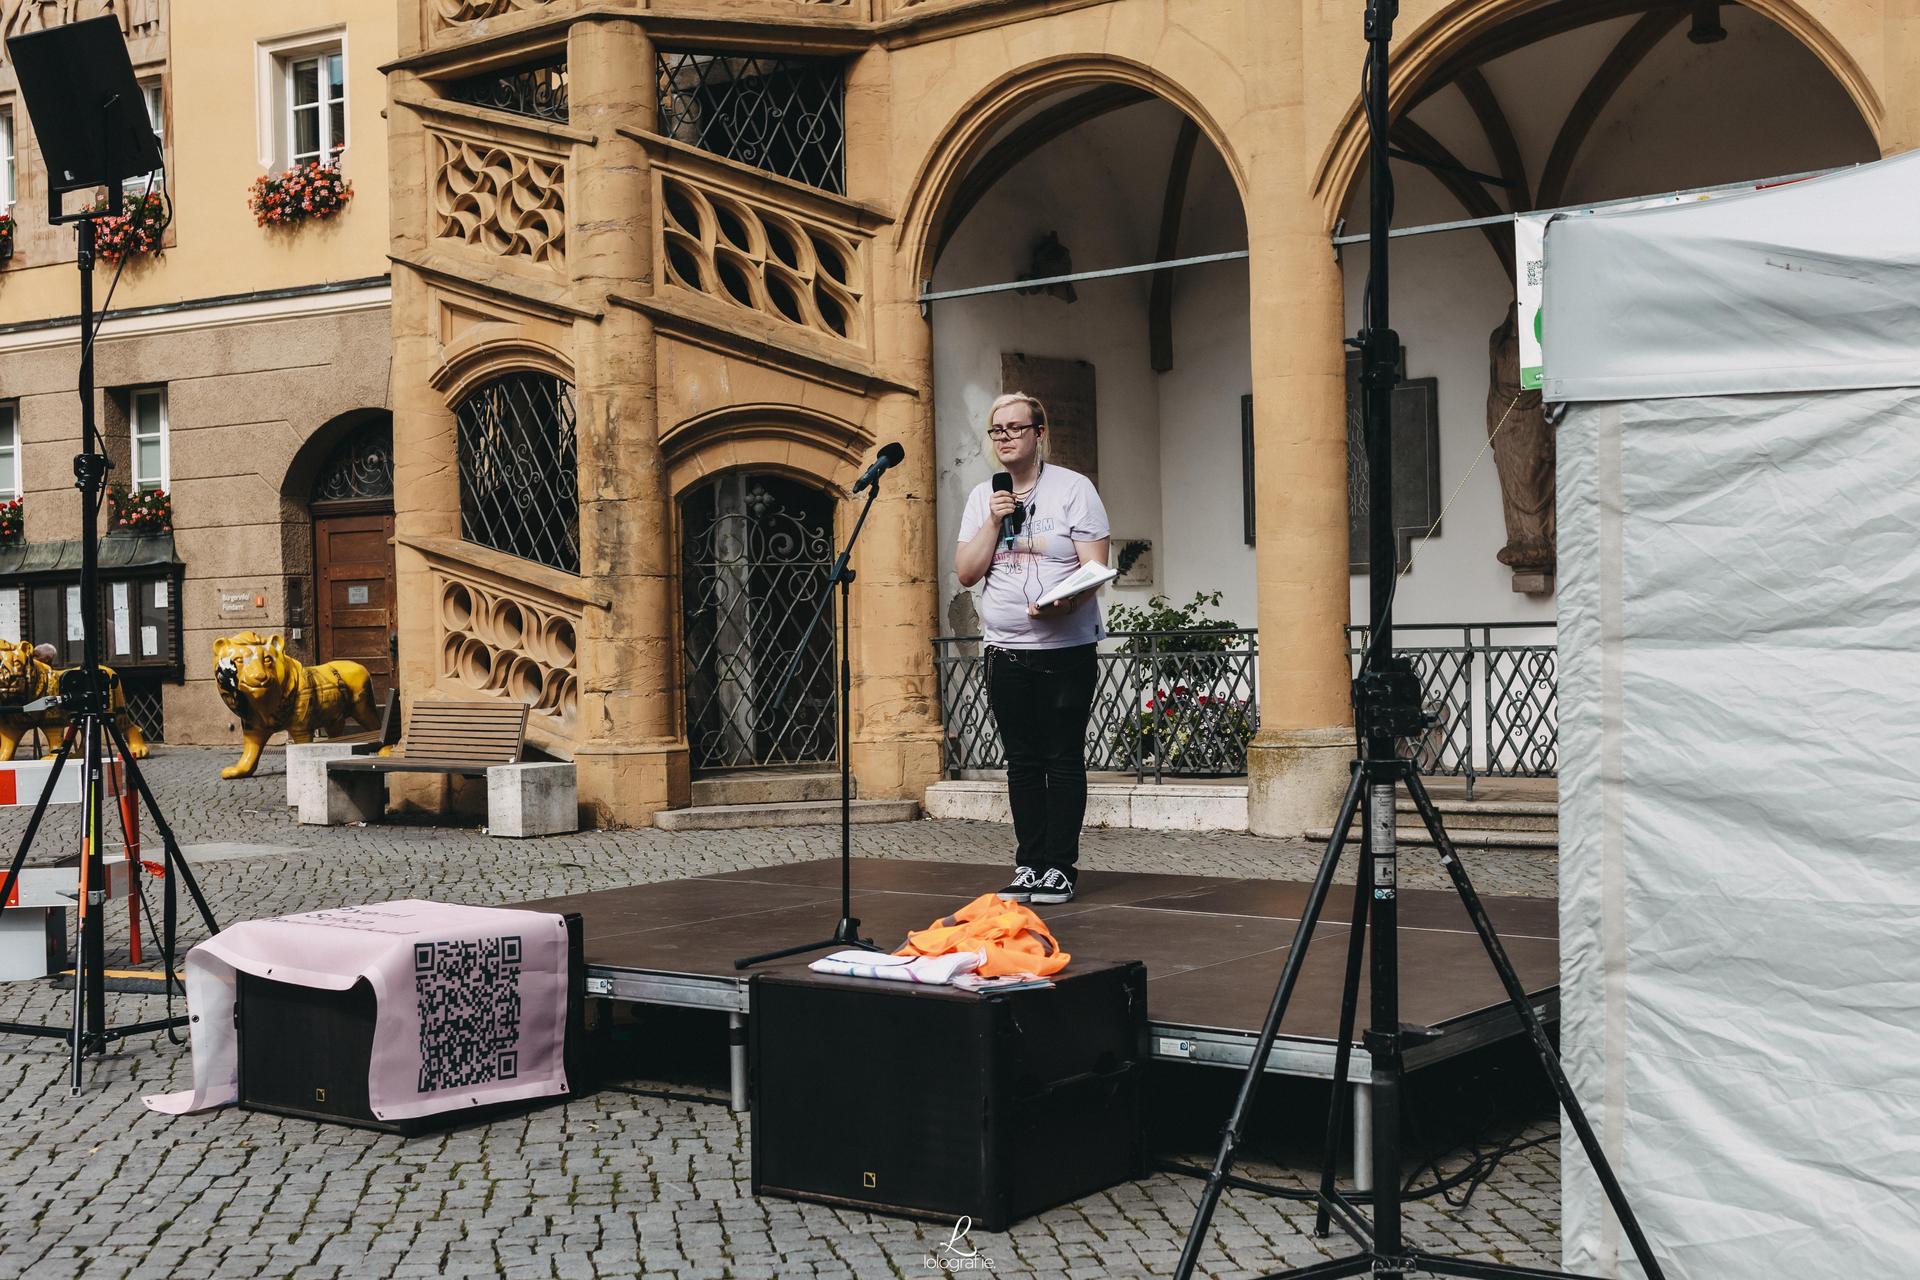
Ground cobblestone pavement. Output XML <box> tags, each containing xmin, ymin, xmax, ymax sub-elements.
<box><xmin>0</xmin><ymin>748</ymin><xmax>1563</xmax><ymax>1279</ymax></box>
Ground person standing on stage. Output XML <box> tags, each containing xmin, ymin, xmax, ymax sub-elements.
<box><xmin>955</xmin><ymin>392</ymin><xmax>1111</xmax><ymax>905</ymax></box>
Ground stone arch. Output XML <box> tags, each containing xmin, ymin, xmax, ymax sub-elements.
<box><xmin>900</xmin><ymin>54</ymin><xmax>1249</xmax><ymax>289</ymax></box>
<box><xmin>282</xmin><ymin>408</ymin><xmax>394</xmax><ymax>505</ymax></box>
<box><xmin>1309</xmin><ymin>0</ymin><xmax>1885</xmax><ymax>225</ymax></box>
<box><xmin>661</xmin><ymin>403</ymin><xmax>871</xmax><ymax>502</ymax></box>
<box><xmin>427</xmin><ymin>333</ymin><xmax>576</xmax><ymax>407</ymax></box>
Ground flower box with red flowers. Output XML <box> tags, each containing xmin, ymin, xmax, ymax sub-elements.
<box><xmin>248</xmin><ymin>153</ymin><xmax>353</xmax><ymax>228</ymax></box>
<box><xmin>0</xmin><ymin>211</ymin><xmax>15</xmax><ymax>263</ymax></box>
<box><xmin>87</xmin><ymin>192</ymin><xmax>168</xmax><ymax>261</ymax></box>
<box><xmin>107</xmin><ymin>484</ymin><xmax>173</xmax><ymax>535</ymax></box>
<box><xmin>0</xmin><ymin>498</ymin><xmax>22</xmax><ymax>545</ymax></box>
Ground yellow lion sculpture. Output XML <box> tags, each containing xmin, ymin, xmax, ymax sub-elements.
<box><xmin>0</xmin><ymin>640</ymin><xmax>150</xmax><ymax>761</ymax></box>
<box><xmin>214</xmin><ymin>631</ymin><xmax>380</xmax><ymax>780</ymax></box>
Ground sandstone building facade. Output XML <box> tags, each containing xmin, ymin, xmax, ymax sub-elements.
<box><xmin>386</xmin><ymin>0</ymin><xmax>1906</xmax><ymax>832</ymax></box>
<box><xmin>0</xmin><ymin>0</ymin><xmax>395</xmax><ymax>746</ymax></box>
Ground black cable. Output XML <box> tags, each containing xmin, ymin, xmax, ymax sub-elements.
<box><xmin>80</xmin><ymin>169</ymin><xmax>165</xmax><ymax>467</ymax></box>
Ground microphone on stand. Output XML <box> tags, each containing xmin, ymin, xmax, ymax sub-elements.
<box><xmin>992</xmin><ymin>472</ymin><xmax>1021</xmax><ymax>546</ymax></box>
<box><xmin>851</xmin><ymin>441</ymin><xmax>905</xmax><ymax>493</ymax></box>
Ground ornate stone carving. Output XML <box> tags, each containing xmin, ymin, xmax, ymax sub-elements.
<box><xmin>0</xmin><ymin>0</ymin><xmax>159</xmax><ymax>56</ymax></box>
<box><xmin>428</xmin><ymin>0</ymin><xmax>554</xmax><ymax>30</ymax></box>
<box><xmin>659</xmin><ymin>172</ymin><xmax>865</xmax><ymax>344</ymax></box>
<box><xmin>1487</xmin><ymin>304</ymin><xmax>1555</xmax><ymax>594</ymax></box>
<box><xmin>437</xmin><ymin>574</ymin><xmax>579</xmax><ymax>729</ymax></box>
<box><xmin>432</xmin><ymin>134</ymin><xmax>567</xmax><ymax>269</ymax></box>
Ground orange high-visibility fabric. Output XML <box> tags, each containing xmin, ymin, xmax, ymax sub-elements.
<box><xmin>896</xmin><ymin>892</ymin><xmax>1071</xmax><ymax>978</ymax></box>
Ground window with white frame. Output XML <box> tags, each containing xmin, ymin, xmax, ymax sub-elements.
<box><xmin>0</xmin><ymin>403</ymin><xmax>19</xmax><ymax>499</ymax></box>
<box><xmin>289</xmin><ymin>49</ymin><xmax>345</xmax><ymax>166</ymax></box>
<box><xmin>122</xmin><ymin>81</ymin><xmax>164</xmax><ymax>192</ymax></box>
<box><xmin>130</xmin><ymin>388</ymin><xmax>168</xmax><ymax>492</ymax></box>
<box><xmin>1</xmin><ymin>105</ymin><xmax>14</xmax><ymax>211</ymax></box>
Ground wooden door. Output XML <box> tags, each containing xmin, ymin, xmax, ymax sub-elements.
<box><xmin>314</xmin><ymin>511</ymin><xmax>396</xmax><ymax>702</ymax></box>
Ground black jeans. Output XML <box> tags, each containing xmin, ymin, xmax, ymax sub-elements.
<box><xmin>987</xmin><ymin>643</ymin><xmax>1098</xmax><ymax>872</ymax></box>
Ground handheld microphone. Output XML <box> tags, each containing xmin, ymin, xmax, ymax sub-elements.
<box><xmin>992</xmin><ymin>472</ymin><xmax>1020</xmax><ymax>545</ymax></box>
<box><xmin>851</xmin><ymin>441</ymin><xmax>905</xmax><ymax>493</ymax></box>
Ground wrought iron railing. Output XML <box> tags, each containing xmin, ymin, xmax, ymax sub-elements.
<box><xmin>455</xmin><ymin>373</ymin><xmax>579</xmax><ymax>574</ymax></box>
<box><xmin>656</xmin><ymin>51</ymin><xmax>846</xmax><ymax>194</ymax></box>
<box><xmin>122</xmin><ymin>677</ymin><xmax>165</xmax><ymax>743</ymax></box>
<box><xmin>933</xmin><ymin>630</ymin><xmax>1259</xmax><ymax>780</ymax></box>
<box><xmin>1346</xmin><ymin>622</ymin><xmax>1556</xmax><ymax>793</ymax></box>
<box><xmin>447</xmin><ymin>60</ymin><xmax>570</xmax><ymax>123</ymax></box>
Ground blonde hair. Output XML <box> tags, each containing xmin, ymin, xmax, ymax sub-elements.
<box><xmin>985</xmin><ymin>391</ymin><xmax>1049</xmax><ymax>462</ymax></box>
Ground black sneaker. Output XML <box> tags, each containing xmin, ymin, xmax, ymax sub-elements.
<box><xmin>999</xmin><ymin>865</ymin><xmax>1040</xmax><ymax>902</ymax></box>
<box><xmin>1029</xmin><ymin>867</ymin><xmax>1077</xmax><ymax>905</ymax></box>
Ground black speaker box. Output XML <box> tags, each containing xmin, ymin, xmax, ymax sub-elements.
<box><xmin>235</xmin><ymin>912</ymin><xmax>585</xmax><ymax>1135</ymax></box>
<box><xmin>749</xmin><ymin>959</ymin><xmax>1148</xmax><ymax>1232</ymax></box>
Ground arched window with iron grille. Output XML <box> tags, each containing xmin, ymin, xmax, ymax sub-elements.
<box><xmin>455</xmin><ymin>373</ymin><xmax>579</xmax><ymax>574</ymax></box>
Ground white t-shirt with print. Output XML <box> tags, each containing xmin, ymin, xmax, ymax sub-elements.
<box><xmin>957</xmin><ymin>464</ymin><xmax>1110</xmax><ymax>649</ymax></box>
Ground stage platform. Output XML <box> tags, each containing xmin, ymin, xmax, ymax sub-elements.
<box><xmin>518</xmin><ymin>858</ymin><xmax>1557</xmax><ymax>1186</ymax></box>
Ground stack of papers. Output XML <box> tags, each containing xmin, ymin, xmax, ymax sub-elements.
<box><xmin>1033</xmin><ymin>561</ymin><xmax>1118</xmax><ymax>607</ymax></box>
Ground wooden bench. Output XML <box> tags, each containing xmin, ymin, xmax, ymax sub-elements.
<box><xmin>312</xmin><ymin>700</ymin><xmax>576</xmax><ymax>837</ymax></box>
<box><xmin>328</xmin><ymin>699</ymin><xmax>528</xmax><ymax>778</ymax></box>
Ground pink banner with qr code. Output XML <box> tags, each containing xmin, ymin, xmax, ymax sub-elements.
<box><xmin>143</xmin><ymin>900</ymin><xmax>571</xmax><ymax>1122</ymax></box>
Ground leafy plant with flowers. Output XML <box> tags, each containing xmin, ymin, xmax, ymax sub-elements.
<box><xmin>0</xmin><ymin>210</ymin><xmax>15</xmax><ymax>263</ymax></box>
<box><xmin>1108</xmin><ymin>684</ymin><xmax>1257</xmax><ymax>775</ymax></box>
<box><xmin>0</xmin><ymin>498</ymin><xmax>21</xmax><ymax>545</ymax></box>
<box><xmin>87</xmin><ymin>191</ymin><xmax>169</xmax><ymax>261</ymax></box>
<box><xmin>1105</xmin><ymin>591</ymin><xmax>1256</xmax><ymax>774</ymax></box>
<box><xmin>248</xmin><ymin>152</ymin><xmax>353</xmax><ymax>227</ymax></box>
<box><xmin>107</xmin><ymin>483</ymin><xmax>173</xmax><ymax>534</ymax></box>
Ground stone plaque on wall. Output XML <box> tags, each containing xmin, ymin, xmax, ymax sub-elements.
<box><xmin>1001</xmin><ymin>353</ymin><xmax>1097</xmax><ymax>487</ymax></box>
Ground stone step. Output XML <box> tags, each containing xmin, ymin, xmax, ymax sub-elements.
<box><xmin>690</xmin><ymin>770</ymin><xmax>847</xmax><ymax>807</ymax></box>
<box><xmin>1335</xmin><ymin>798</ymin><xmax>1558</xmax><ymax>834</ymax></box>
<box><xmin>1304</xmin><ymin>824</ymin><xmax>1557</xmax><ymax>851</ymax></box>
<box><xmin>655</xmin><ymin>798</ymin><xmax>918</xmax><ymax>831</ymax></box>
<box><xmin>925</xmin><ymin>779</ymin><xmax>1247</xmax><ymax>833</ymax></box>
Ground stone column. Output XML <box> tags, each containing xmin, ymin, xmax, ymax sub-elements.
<box><xmin>387</xmin><ymin>59</ymin><xmax>464</xmax><ymax>815</ymax></box>
<box><xmin>1243</xmin><ymin>164</ymin><xmax>1355</xmax><ymax>838</ymax></box>
<box><xmin>566</xmin><ymin>17</ymin><xmax>691</xmax><ymax>826</ymax></box>
<box><xmin>847</xmin><ymin>47</ymin><xmax>945</xmax><ymax>805</ymax></box>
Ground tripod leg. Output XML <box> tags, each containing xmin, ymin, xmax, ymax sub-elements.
<box><xmin>1173</xmin><ymin>763</ymin><xmax>1365</xmax><ymax>1280</ymax></box>
<box><xmin>104</xmin><ymin>718</ymin><xmax>219</xmax><ymax>936</ymax></box>
<box><xmin>75</xmin><ymin>715</ymin><xmax>110</xmax><ymax>1094</ymax></box>
<box><xmin>1403</xmin><ymin>770</ymin><xmax>1668</xmax><ymax>1280</ymax></box>
<box><xmin>1315</xmin><ymin>847</ymin><xmax>1374</xmax><ymax>1235</ymax></box>
<box><xmin>0</xmin><ymin>727</ymin><xmax>79</xmax><ymax>920</ymax></box>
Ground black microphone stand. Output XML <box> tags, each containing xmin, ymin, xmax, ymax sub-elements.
<box><xmin>0</xmin><ymin>165</ymin><xmax>220</xmax><ymax>1095</ymax></box>
<box><xmin>734</xmin><ymin>467</ymin><xmax>891</xmax><ymax>969</ymax></box>
<box><xmin>1170</xmin><ymin>3</ymin><xmax>1668</xmax><ymax>1277</ymax></box>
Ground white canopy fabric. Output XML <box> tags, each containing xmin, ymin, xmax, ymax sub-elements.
<box><xmin>1541</xmin><ymin>149</ymin><xmax>1920</xmax><ymax>402</ymax></box>
<box><xmin>1550</xmin><ymin>152</ymin><xmax>1920</xmax><ymax>1278</ymax></box>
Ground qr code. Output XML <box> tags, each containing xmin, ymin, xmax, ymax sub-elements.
<box><xmin>413</xmin><ymin>935</ymin><xmax>523</xmax><ymax>1093</ymax></box>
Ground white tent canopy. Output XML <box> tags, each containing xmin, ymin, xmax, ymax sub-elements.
<box><xmin>1545</xmin><ymin>150</ymin><xmax>1920</xmax><ymax>1278</ymax></box>
<box><xmin>1543</xmin><ymin>149</ymin><xmax>1920</xmax><ymax>402</ymax></box>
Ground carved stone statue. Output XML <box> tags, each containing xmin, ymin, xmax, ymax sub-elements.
<box><xmin>213</xmin><ymin>631</ymin><xmax>380</xmax><ymax>780</ymax></box>
<box><xmin>0</xmin><ymin>639</ymin><xmax>150</xmax><ymax>760</ymax></box>
<box><xmin>1487</xmin><ymin>304</ymin><xmax>1556</xmax><ymax>593</ymax></box>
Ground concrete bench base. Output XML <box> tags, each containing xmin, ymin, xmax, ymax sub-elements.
<box><xmin>294</xmin><ymin>745</ymin><xmax>576</xmax><ymax>835</ymax></box>
<box><xmin>291</xmin><ymin>743</ymin><xmax>383</xmax><ymax>825</ymax></box>
<box><xmin>487</xmin><ymin>762</ymin><xmax>577</xmax><ymax>838</ymax></box>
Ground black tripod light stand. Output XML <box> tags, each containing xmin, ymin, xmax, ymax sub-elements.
<box><xmin>0</xmin><ymin>17</ymin><xmax>221</xmax><ymax>1095</ymax></box>
<box><xmin>734</xmin><ymin>443</ymin><xmax>905</xmax><ymax>969</ymax></box>
<box><xmin>1173</xmin><ymin>5</ymin><xmax>1668</xmax><ymax>1277</ymax></box>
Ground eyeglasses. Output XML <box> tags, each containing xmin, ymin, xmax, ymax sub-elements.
<box><xmin>987</xmin><ymin>424</ymin><xmax>1038</xmax><ymax>440</ymax></box>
